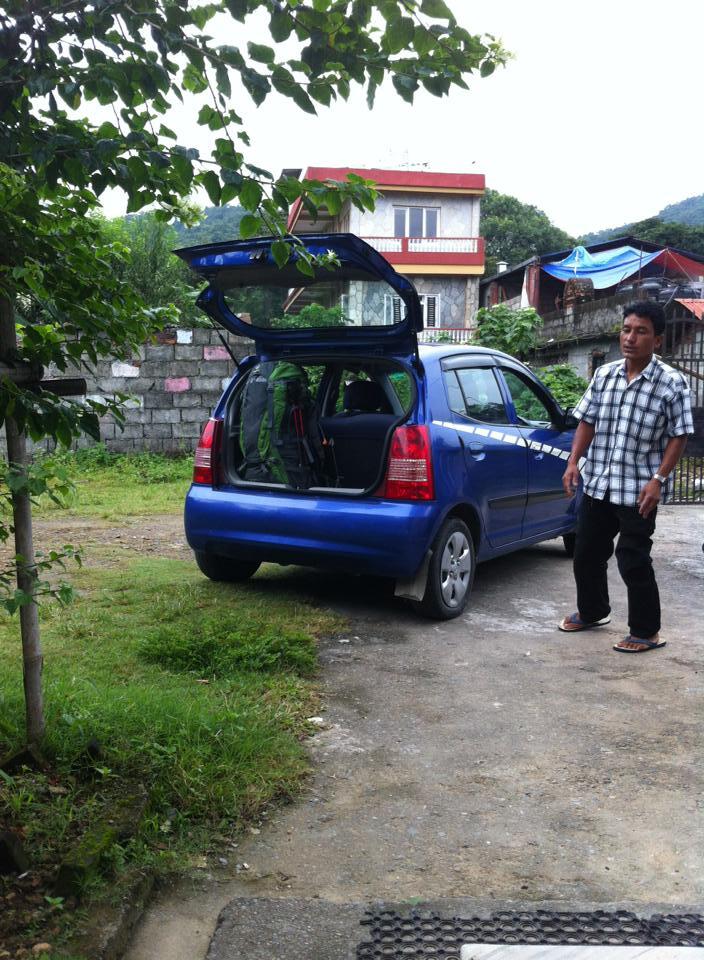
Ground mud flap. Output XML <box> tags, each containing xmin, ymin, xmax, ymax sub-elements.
<box><xmin>394</xmin><ymin>550</ymin><xmax>432</xmax><ymax>601</ymax></box>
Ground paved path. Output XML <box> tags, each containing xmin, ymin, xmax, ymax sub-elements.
<box><xmin>125</xmin><ymin>507</ymin><xmax>704</xmax><ymax>960</ymax></box>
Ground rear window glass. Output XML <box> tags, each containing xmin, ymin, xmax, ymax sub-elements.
<box><xmin>224</xmin><ymin>277</ymin><xmax>407</xmax><ymax>330</ymax></box>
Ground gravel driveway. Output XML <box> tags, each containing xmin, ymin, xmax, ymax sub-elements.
<box><xmin>124</xmin><ymin>506</ymin><xmax>704</xmax><ymax>960</ymax></box>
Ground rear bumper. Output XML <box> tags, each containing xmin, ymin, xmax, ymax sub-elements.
<box><xmin>184</xmin><ymin>483</ymin><xmax>439</xmax><ymax>578</ymax></box>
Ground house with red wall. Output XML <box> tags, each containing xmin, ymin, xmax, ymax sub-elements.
<box><xmin>286</xmin><ymin>166</ymin><xmax>485</xmax><ymax>338</ymax></box>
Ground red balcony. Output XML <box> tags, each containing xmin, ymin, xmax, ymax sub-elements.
<box><xmin>361</xmin><ymin>236</ymin><xmax>485</xmax><ymax>269</ymax></box>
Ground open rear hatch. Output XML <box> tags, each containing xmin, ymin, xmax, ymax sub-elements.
<box><xmin>174</xmin><ymin>232</ymin><xmax>423</xmax><ymax>359</ymax></box>
<box><xmin>179</xmin><ymin>233</ymin><xmax>425</xmax><ymax>495</ymax></box>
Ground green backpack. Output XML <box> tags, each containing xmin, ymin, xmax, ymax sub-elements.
<box><xmin>239</xmin><ymin>361</ymin><xmax>327</xmax><ymax>488</ymax></box>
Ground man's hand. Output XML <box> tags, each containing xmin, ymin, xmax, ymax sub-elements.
<box><xmin>637</xmin><ymin>478</ymin><xmax>662</xmax><ymax>517</ymax></box>
<box><xmin>562</xmin><ymin>462</ymin><xmax>581</xmax><ymax>497</ymax></box>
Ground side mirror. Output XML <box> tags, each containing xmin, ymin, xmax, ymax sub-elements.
<box><xmin>562</xmin><ymin>410</ymin><xmax>579</xmax><ymax>430</ymax></box>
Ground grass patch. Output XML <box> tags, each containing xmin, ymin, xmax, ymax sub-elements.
<box><xmin>0</xmin><ymin>556</ymin><xmax>342</xmax><ymax>956</ymax></box>
<box><xmin>139</xmin><ymin>618</ymin><xmax>318</xmax><ymax>677</ymax></box>
<box><xmin>34</xmin><ymin>445</ymin><xmax>194</xmax><ymax>520</ymax></box>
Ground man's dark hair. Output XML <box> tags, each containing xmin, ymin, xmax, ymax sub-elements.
<box><xmin>623</xmin><ymin>300</ymin><xmax>666</xmax><ymax>336</ymax></box>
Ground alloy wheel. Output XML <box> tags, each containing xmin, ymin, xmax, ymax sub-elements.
<box><xmin>439</xmin><ymin>530</ymin><xmax>472</xmax><ymax>608</ymax></box>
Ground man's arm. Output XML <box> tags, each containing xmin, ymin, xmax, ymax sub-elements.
<box><xmin>563</xmin><ymin>420</ymin><xmax>595</xmax><ymax>497</ymax></box>
<box><xmin>637</xmin><ymin>435</ymin><xmax>689</xmax><ymax>518</ymax></box>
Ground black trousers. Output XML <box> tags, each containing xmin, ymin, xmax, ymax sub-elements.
<box><xmin>574</xmin><ymin>493</ymin><xmax>660</xmax><ymax>639</ymax></box>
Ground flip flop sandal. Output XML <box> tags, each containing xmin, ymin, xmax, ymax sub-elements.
<box><xmin>558</xmin><ymin>612</ymin><xmax>611</xmax><ymax>632</ymax></box>
<box><xmin>613</xmin><ymin>636</ymin><xmax>667</xmax><ymax>653</ymax></box>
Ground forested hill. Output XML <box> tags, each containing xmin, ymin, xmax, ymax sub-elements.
<box><xmin>658</xmin><ymin>194</ymin><xmax>704</xmax><ymax>227</ymax></box>
<box><xmin>172</xmin><ymin>205</ymin><xmax>245</xmax><ymax>245</ymax></box>
<box><xmin>581</xmin><ymin>193</ymin><xmax>704</xmax><ymax>245</ymax></box>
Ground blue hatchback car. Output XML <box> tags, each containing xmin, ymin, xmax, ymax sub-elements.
<box><xmin>176</xmin><ymin>233</ymin><xmax>578</xmax><ymax>620</ymax></box>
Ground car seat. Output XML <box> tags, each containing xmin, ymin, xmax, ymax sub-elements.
<box><xmin>320</xmin><ymin>379</ymin><xmax>397</xmax><ymax>488</ymax></box>
<box><xmin>337</xmin><ymin>378</ymin><xmax>393</xmax><ymax>415</ymax></box>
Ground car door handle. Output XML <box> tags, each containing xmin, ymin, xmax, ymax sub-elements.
<box><xmin>468</xmin><ymin>441</ymin><xmax>485</xmax><ymax>457</ymax></box>
<box><xmin>533</xmin><ymin>452</ymin><xmax>544</xmax><ymax>461</ymax></box>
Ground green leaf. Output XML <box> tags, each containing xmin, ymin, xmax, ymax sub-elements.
<box><xmin>420</xmin><ymin>0</ymin><xmax>454</xmax><ymax>20</ymax></box>
<box><xmin>324</xmin><ymin>189</ymin><xmax>342</xmax><ymax>215</ymax></box>
<box><xmin>183</xmin><ymin>63</ymin><xmax>208</xmax><ymax>94</ymax></box>
<box><xmin>295</xmin><ymin>258</ymin><xmax>315</xmax><ymax>278</ymax></box>
<box><xmin>309</xmin><ymin>81</ymin><xmax>333</xmax><ymax>106</ymax></box>
<box><xmin>240</xmin><ymin>179</ymin><xmax>263</xmax><ymax>211</ymax></box>
<box><xmin>384</xmin><ymin>16</ymin><xmax>414</xmax><ymax>54</ymax></box>
<box><xmin>421</xmin><ymin>74</ymin><xmax>450</xmax><ymax>96</ymax></box>
<box><xmin>221</xmin><ymin>183</ymin><xmax>241</xmax><ymax>204</ymax></box>
<box><xmin>226</xmin><ymin>0</ymin><xmax>249</xmax><ymax>21</ymax></box>
<box><xmin>200</xmin><ymin>171</ymin><xmax>222</xmax><ymax>205</ymax></box>
<box><xmin>248</xmin><ymin>42</ymin><xmax>275</xmax><ymax>64</ymax></box>
<box><xmin>271</xmin><ymin>240</ymin><xmax>290</xmax><ymax>268</ymax></box>
<box><xmin>241</xmin><ymin>68</ymin><xmax>271</xmax><ymax>106</ymax></box>
<box><xmin>275</xmin><ymin>177</ymin><xmax>303</xmax><ymax>202</ymax></box>
<box><xmin>413</xmin><ymin>25</ymin><xmax>435</xmax><ymax>56</ymax></box>
<box><xmin>222</xmin><ymin>169</ymin><xmax>244</xmax><ymax>187</ymax></box>
<box><xmin>239</xmin><ymin>214</ymin><xmax>261</xmax><ymax>238</ymax></box>
<box><xmin>480</xmin><ymin>60</ymin><xmax>496</xmax><ymax>78</ymax></box>
<box><xmin>215</xmin><ymin>63</ymin><xmax>232</xmax><ymax>99</ymax></box>
<box><xmin>270</xmin><ymin>7</ymin><xmax>293</xmax><ymax>42</ymax></box>
<box><xmin>392</xmin><ymin>73</ymin><xmax>419</xmax><ymax>103</ymax></box>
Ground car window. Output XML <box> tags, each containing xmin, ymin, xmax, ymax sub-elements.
<box><xmin>501</xmin><ymin>369</ymin><xmax>554</xmax><ymax>427</ymax></box>
<box><xmin>444</xmin><ymin>367</ymin><xmax>510</xmax><ymax>424</ymax></box>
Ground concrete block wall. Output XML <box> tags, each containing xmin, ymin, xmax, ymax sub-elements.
<box><xmin>21</xmin><ymin>327</ymin><xmax>254</xmax><ymax>456</ymax></box>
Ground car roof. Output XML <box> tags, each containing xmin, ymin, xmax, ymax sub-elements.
<box><xmin>418</xmin><ymin>342</ymin><xmax>520</xmax><ymax>365</ymax></box>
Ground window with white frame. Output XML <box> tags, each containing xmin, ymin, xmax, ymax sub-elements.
<box><xmin>384</xmin><ymin>294</ymin><xmax>440</xmax><ymax>328</ymax></box>
<box><xmin>421</xmin><ymin>294</ymin><xmax>439</xmax><ymax>328</ymax></box>
<box><xmin>393</xmin><ymin>206</ymin><xmax>439</xmax><ymax>239</ymax></box>
<box><xmin>384</xmin><ymin>294</ymin><xmax>404</xmax><ymax>325</ymax></box>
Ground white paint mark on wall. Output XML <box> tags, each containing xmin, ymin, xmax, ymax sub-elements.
<box><xmin>176</xmin><ymin>329</ymin><xmax>193</xmax><ymax>344</ymax></box>
<box><xmin>111</xmin><ymin>362</ymin><xmax>140</xmax><ymax>378</ymax></box>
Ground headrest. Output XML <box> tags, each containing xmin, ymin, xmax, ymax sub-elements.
<box><xmin>343</xmin><ymin>379</ymin><xmax>390</xmax><ymax>413</ymax></box>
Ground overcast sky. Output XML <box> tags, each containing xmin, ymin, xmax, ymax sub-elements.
<box><xmin>101</xmin><ymin>0</ymin><xmax>703</xmax><ymax>236</ymax></box>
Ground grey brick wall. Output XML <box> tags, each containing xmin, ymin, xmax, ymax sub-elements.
<box><xmin>5</xmin><ymin>327</ymin><xmax>254</xmax><ymax>457</ymax></box>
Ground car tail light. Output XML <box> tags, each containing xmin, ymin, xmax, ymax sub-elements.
<box><xmin>379</xmin><ymin>425</ymin><xmax>435</xmax><ymax>500</ymax></box>
<box><xmin>193</xmin><ymin>418</ymin><xmax>223</xmax><ymax>486</ymax></box>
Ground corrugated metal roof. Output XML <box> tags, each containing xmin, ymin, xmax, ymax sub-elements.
<box><xmin>675</xmin><ymin>298</ymin><xmax>704</xmax><ymax>320</ymax></box>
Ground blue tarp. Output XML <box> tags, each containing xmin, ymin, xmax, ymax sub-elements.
<box><xmin>541</xmin><ymin>244</ymin><xmax>661</xmax><ymax>289</ymax></box>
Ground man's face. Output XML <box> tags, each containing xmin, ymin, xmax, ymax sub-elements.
<box><xmin>620</xmin><ymin>313</ymin><xmax>662</xmax><ymax>365</ymax></box>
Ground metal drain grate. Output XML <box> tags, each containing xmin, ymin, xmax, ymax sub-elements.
<box><xmin>356</xmin><ymin>910</ymin><xmax>704</xmax><ymax>958</ymax></box>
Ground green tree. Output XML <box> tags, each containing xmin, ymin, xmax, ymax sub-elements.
<box><xmin>482</xmin><ymin>189</ymin><xmax>574</xmax><ymax>275</ymax></box>
<box><xmin>104</xmin><ymin>213</ymin><xmax>202</xmax><ymax>326</ymax></box>
<box><xmin>621</xmin><ymin>217</ymin><xmax>704</xmax><ymax>258</ymax></box>
<box><xmin>0</xmin><ymin>0</ymin><xmax>508</xmax><ymax>743</ymax></box>
<box><xmin>581</xmin><ymin>213</ymin><xmax>704</xmax><ymax>251</ymax></box>
<box><xmin>270</xmin><ymin>304</ymin><xmax>346</xmax><ymax>329</ymax></box>
<box><xmin>473</xmin><ymin>304</ymin><xmax>543</xmax><ymax>359</ymax></box>
<box><xmin>536</xmin><ymin>364</ymin><xmax>588</xmax><ymax>409</ymax></box>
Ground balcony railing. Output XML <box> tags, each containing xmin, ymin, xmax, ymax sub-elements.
<box><xmin>418</xmin><ymin>327</ymin><xmax>474</xmax><ymax>344</ymax></box>
<box><xmin>361</xmin><ymin>236</ymin><xmax>484</xmax><ymax>267</ymax></box>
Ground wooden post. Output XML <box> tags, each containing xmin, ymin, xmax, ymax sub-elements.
<box><xmin>0</xmin><ymin>294</ymin><xmax>44</xmax><ymax>745</ymax></box>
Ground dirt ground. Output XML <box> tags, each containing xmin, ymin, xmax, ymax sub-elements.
<box><xmin>29</xmin><ymin>513</ymin><xmax>190</xmax><ymax>562</ymax></box>
<box><xmin>37</xmin><ymin>507</ymin><xmax>704</xmax><ymax>958</ymax></box>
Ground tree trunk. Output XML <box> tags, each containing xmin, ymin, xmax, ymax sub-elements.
<box><xmin>0</xmin><ymin>294</ymin><xmax>44</xmax><ymax>745</ymax></box>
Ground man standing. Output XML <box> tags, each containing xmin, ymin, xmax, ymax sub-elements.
<box><xmin>559</xmin><ymin>301</ymin><xmax>694</xmax><ymax>652</ymax></box>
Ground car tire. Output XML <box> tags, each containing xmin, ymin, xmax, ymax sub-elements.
<box><xmin>410</xmin><ymin>518</ymin><xmax>475</xmax><ymax>621</ymax></box>
<box><xmin>563</xmin><ymin>533</ymin><xmax>576</xmax><ymax>558</ymax></box>
<box><xmin>195</xmin><ymin>551</ymin><xmax>260</xmax><ymax>583</ymax></box>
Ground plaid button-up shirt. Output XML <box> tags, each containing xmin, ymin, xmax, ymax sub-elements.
<box><xmin>573</xmin><ymin>356</ymin><xmax>694</xmax><ymax>505</ymax></box>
